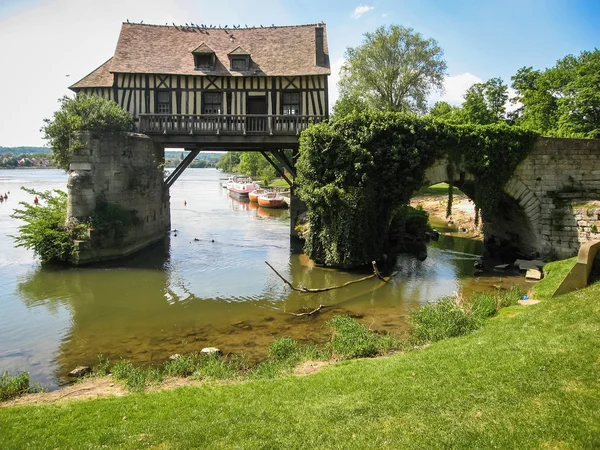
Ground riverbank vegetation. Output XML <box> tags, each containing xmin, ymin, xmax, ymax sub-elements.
<box><xmin>11</xmin><ymin>188</ymin><xmax>140</xmax><ymax>264</ymax></box>
<box><xmin>2</xmin><ymin>273</ymin><xmax>599</xmax><ymax>447</ymax></box>
<box><xmin>1</xmin><ymin>287</ymin><xmax>523</xmax><ymax>402</ymax></box>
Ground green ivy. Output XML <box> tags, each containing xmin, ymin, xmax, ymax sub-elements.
<box><xmin>296</xmin><ymin>111</ymin><xmax>538</xmax><ymax>268</ymax></box>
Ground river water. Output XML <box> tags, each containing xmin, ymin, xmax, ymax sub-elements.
<box><xmin>0</xmin><ymin>169</ymin><xmax>530</xmax><ymax>389</ymax></box>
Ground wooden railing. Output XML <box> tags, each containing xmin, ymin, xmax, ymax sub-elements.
<box><xmin>138</xmin><ymin>114</ymin><xmax>326</xmax><ymax>136</ymax></box>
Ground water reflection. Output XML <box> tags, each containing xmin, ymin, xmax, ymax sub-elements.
<box><xmin>3</xmin><ymin>169</ymin><xmax>531</xmax><ymax>388</ymax></box>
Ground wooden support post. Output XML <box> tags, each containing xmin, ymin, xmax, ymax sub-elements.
<box><xmin>260</xmin><ymin>151</ymin><xmax>292</xmax><ymax>186</ymax></box>
<box><xmin>165</xmin><ymin>149</ymin><xmax>200</xmax><ymax>189</ymax></box>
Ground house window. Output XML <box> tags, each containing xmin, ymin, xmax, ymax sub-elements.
<box><xmin>194</xmin><ymin>54</ymin><xmax>213</xmax><ymax>69</ymax></box>
<box><xmin>230</xmin><ymin>57</ymin><xmax>248</xmax><ymax>71</ymax></box>
<box><xmin>202</xmin><ymin>92</ymin><xmax>222</xmax><ymax>114</ymax></box>
<box><xmin>282</xmin><ymin>92</ymin><xmax>301</xmax><ymax>115</ymax></box>
<box><xmin>156</xmin><ymin>90</ymin><xmax>171</xmax><ymax>114</ymax></box>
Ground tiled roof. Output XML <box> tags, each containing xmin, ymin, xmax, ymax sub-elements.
<box><xmin>228</xmin><ymin>46</ymin><xmax>250</xmax><ymax>56</ymax></box>
<box><xmin>110</xmin><ymin>22</ymin><xmax>330</xmax><ymax>76</ymax></box>
<box><xmin>192</xmin><ymin>42</ymin><xmax>214</xmax><ymax>54</ymax></box>
<box><xmin>69</xmin><ymin>58</ymin><xmax>114</xmax><ymax>89</ymax></box>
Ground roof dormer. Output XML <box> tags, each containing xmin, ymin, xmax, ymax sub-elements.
<box><xmin>192</xmin><ymin>43</ymin><xmax>216</xmax><ymax>70</ymax></box>
<box><xmin>228</xmin><ymin>46</ymin><xmax>251</xmax><ymax>72</ymax></box>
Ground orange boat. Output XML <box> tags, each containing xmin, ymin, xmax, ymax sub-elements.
<box><xmin>248</xmin><ymin>188</ymin><xmax>266</xmax><ymax>203</ymax></box>
<box><xmin>257</xmin><ymin>192</ymin><xmax>287</xmax><ymax>208</ymax></box>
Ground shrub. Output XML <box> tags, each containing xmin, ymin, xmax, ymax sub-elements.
<box><xmin>11</xmin><ymin>188</ymin><xmax>89</xmax><ymax>264</ymax></box>
<box><xmin>0</xmin><ymin>371</ymin><xmax>31</xmax><ymax>401</ymax></box>
<box><xmin>408</xmin><ymin>296</ymin><xmax>478</xmax><ymax>344</ymax></box>
<box><xmin>326</xmin><ymin>316</ymin><xmax>394</xmax><ymax>359</ymax></box>
<box><xmin>42</xmin><ymin>94</ymin><xmax>134</xmax><ymax>171</ymax></box>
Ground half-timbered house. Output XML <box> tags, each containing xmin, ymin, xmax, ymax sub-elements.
<box><xmin>70</xmin><ymin>22</ymin><xmax>330</xmax><ymax>150</ymax></box>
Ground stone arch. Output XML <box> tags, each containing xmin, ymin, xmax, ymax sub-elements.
<box><xmin>421</xmin><ymin>158</ymin><xmax>543</xmax><ymax>258</ymax></box>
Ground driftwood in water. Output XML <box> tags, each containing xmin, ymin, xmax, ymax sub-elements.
<box><xmin>288</xmin><ymin>304</ymin><xmax>328</xmax><ymax>316</ymax></box>
<box><xmin>264</xmin><ymin>260</ymin><xmax>390</xmax><ymax>295</ymax></box>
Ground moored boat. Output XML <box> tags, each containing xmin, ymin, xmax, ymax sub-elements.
<box><xmin>227</xmin><ymin>175</ymin><xmax>257</xmax><ymax>198</ymax></box>
<box><xmin>248</xmin><ymin>188</ymin><xmax>266</xmax><ymax>203</ymax></box>
<box><xmin>257</xmin><ymin>191</ymin><xmax>287</xmax><ymax>208</ymax></box>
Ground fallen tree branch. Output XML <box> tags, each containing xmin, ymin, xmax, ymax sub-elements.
<box><xmin>289</xmin><ymin>304</ymin><xmax>328</xmax><ymax>316</ymax></box>
<box><xmin>265</xmin><ymin>260</ymin><xmax>395</xmax><ymax>294</ymax></box>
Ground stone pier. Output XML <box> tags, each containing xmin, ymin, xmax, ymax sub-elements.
<box><xmin>67</xmin><ymin>132</ymin><xmax>170</xmax><ymax>264</ymax></box>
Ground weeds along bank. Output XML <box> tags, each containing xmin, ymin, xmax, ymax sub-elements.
<box><xmin>2</xmin><ymin>270</ymin><xmax>599</xmax><ymax>448</ymax></box>
<box><xmin>1</xmin><ymin>287</ymin><xmax>523</xmax><ymax>401</ymax></box>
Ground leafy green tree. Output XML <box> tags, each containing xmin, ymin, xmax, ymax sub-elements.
<box><xmin>42</xmin><ymin>94</ymin><xmax>134</xmax><ymax>171</ymax></box>
<box><xmin>461</xmin><ymin>78</ymin><xmax>508</xmax><ymax>125</ymax></box>
<box><xmin>216</xmin><ymin>151</ymin><xmax>241</xmax><ymax>171</ymax></box>
<box><xmin>428</xmin><ymin>101</ymin><xmax>463</xmax><ymax>123</ymax></box>
<box><xmin>337</xmin><ymin>25</ymin><xmax>447</xmax><ymax>114</ymax></box>
<box><xmin>511</xmin><ymin>49</ymin><xmax>600</xmax><ymax>138</ymax></box>
<box><xmin>11</xmin><ymin>188</ymin><xmax>88</xmax><ymax>264</ymax></box>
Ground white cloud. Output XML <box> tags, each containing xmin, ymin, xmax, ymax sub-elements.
<box><xmin>429</xmin><ymin>72</ymin><xmax>482</xmax><ymax>106</ymax></box>
<box><xmin>352</xmin><ymin>4</ymin><xmax>374</xmax><ymax>19</ymax></box>
<box><xmin>382</xmin><ymin>13</ymin><xmax>388</xmax><ymax>18</ymax></box>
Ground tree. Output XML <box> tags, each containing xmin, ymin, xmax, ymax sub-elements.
<box><xmin>216</xmin><ymin>151</ymin><xmax>241</xmax><ymax>172</ymax></box>
<box><xmin>461</xmin><ymin>78</ymin><xmax>508</xmax><ymax>125</ymax></box>
<box><xmin>42</xmin><ymin>94</ymin><xmax>135</xmax><ymax>171</ymax></box>
<box><xmin>511</xmin><ymin>49</ymin><xmax>600</xmax><ymax>138</ymax></box>
<box><xmin>428</xmin><ymin>101</ymin><xmax>463</xmax><ymax>123</ymax></box>
<box><xmin>337</xmin><ymin>25</ymin><xmax>447</xmax><ymax>115</ymax></box>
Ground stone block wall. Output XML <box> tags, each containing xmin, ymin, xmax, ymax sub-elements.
<box><xmin>67</xmin><ymin>132</ymin><xmax>170</xmax><ymax>264</ymax></box>
<box><xmin>510</xmin><ymin>137</ymin><xmax>600</xmax><ymax>259</ymax></box>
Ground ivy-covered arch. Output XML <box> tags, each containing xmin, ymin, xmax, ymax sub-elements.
<box><xmin>296</xmin><ymin>111</ymin><xmax>538</xmax><ymax>268</ymax></box>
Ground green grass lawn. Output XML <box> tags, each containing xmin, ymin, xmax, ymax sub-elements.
<box><xmin>2</xmin><ymin>280</ymin><xmax>599</xmax><ymax>448</ymax></box>
<box><xmin>267</xmin><ymin>178</ymin><xmax>290</xmax><ymax>189</ymax></box>
<box><xmin>532</xmin><ymin>257</ymin><xmax>577</xmax><ymax>299</ymax></box>
<box><xmin>415</xmin><ymin>182</ymin><xmax>465</xmax><ymax>197</ymax></box>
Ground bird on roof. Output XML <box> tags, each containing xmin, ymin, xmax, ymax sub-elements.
<box><xmin>271</xmin><ymin>24</ymin><xmax>275</xmax><ymax>27</ymax></box>
<box><xmin>173</xmin><ymin>22</ymin><xmax>176</xmax><ymax>26</ymax></box>
<box><xmin>126</xmin><ymin>19</ymin><xmax>130</xmax><ymax>23</ymax></box>
<box><xmin>185</xmin><ymin>23</ymin><xmax>189</xmax><ymax>26</ymax></box>
<box><xmin>245</xmin><ymin>24</ymin><xmax>248</xmax><ymax>28</ymax></box>
<box><xmin>140</xmin><ymin>20</ymin><xmax>143</xmax><ymax>24</ymax></box>
<box><xmin>224</xmin><ymin>24</ymin><xmax>228</xmax><ymax>28</ymax></box>
<box><xmin>260</xmin><ymin>24</ymin><xmax>264</xmax><ymax>28</ymax></box>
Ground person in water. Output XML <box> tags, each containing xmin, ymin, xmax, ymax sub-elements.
<box><xmin>33</xmin><ymin>196</ymin><xmax>39</xmax><ymax>205</ymax></box>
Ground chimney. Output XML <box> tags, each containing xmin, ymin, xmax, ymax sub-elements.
<box><xmin>315</xmin><ymin>27</ymin><xmax>326</xmax><ymax>67</ymax></box>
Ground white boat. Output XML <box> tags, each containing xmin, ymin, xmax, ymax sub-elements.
<box><xmin>227</xmin><ymin>175</ymin><xmax>257</xmax><ymax>198</ymax></box>
<box><xmin>257</xmin><ymin>191</ymin><xmax>287</xmax><ymax>208</ymax></box>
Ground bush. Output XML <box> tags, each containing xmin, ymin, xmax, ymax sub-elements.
<box><xmin>42</xmin><ymin>94</ymin><xmax>134</xmax><ymax>171</ymax></box>
<box><xmin>194</xmin><ymin>354</ymin><xmax>243</xmax><ymax>381</ymax></box>
<box><xmin>163</xmin><ymin>354</ymin><xmax>205</xmax><ymax>377</ymax></box>
<box><xmin>326</xmin><ymin>316</ymin><xmax>394</xmax><ymax>359</ymax></box>
<box><xmin>0</xmin><ymin>371</ymin><xmax>32</xmax><ymax>401</ymax></box>
<box><xmin>10</xmin><ymin>188</ymin><xmax>89</xmax><ymax>264</ymax></box>
<box><xmin>409</xmin><ymin>296</ymin><xmax>478</xmax><ymax>344</ymax></box>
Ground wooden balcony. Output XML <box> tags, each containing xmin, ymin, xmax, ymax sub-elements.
<box><xmin>138</xmin><ymin>114</ymin><xmax>327</xmax><ymax>149</ymax></box>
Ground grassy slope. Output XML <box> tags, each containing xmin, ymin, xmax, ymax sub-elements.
<box><xmin>2</xmin><ymin>284</ymin><xmax>600</xmax><ymax>449</ymax></box>
<box><xmin>532</xmin><ymin>257</ymin><xmax>577</xmax><ymax>299</ymax></box>
<box><xmin>415</xmin><ymin>182</ymin><xmax>464</xmax><ymax>197</ymax></box>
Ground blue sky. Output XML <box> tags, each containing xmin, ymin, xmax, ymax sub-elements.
<box><xmin>1</xmin><ymin>0</ymin><xmax>598</xmax><ymax>147</ymax></box>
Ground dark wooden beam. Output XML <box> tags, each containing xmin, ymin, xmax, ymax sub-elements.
<box><xmin>165</xmin><ymin>149</ymin><xmax>200</xmax><ymax>188</ymax></box>
<box><xmin>272</xmin><ymin>149</ymin><xmax>295</xmax><ymax>177</ymax></box>
<box><xmin>260</xmin><ymin>151</ymin><xmax>292</xmax><ymax>186</ymax></box>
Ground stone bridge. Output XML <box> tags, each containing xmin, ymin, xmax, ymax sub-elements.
<box><xmin>423</xmin><ymin>137</ymin><xmax>600</xmax><ymax>259</ymax></box>
<box><xmin>66</xmin><ymin>133</ymin><xmax>600</xmax><ymax>264</ymax></box>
